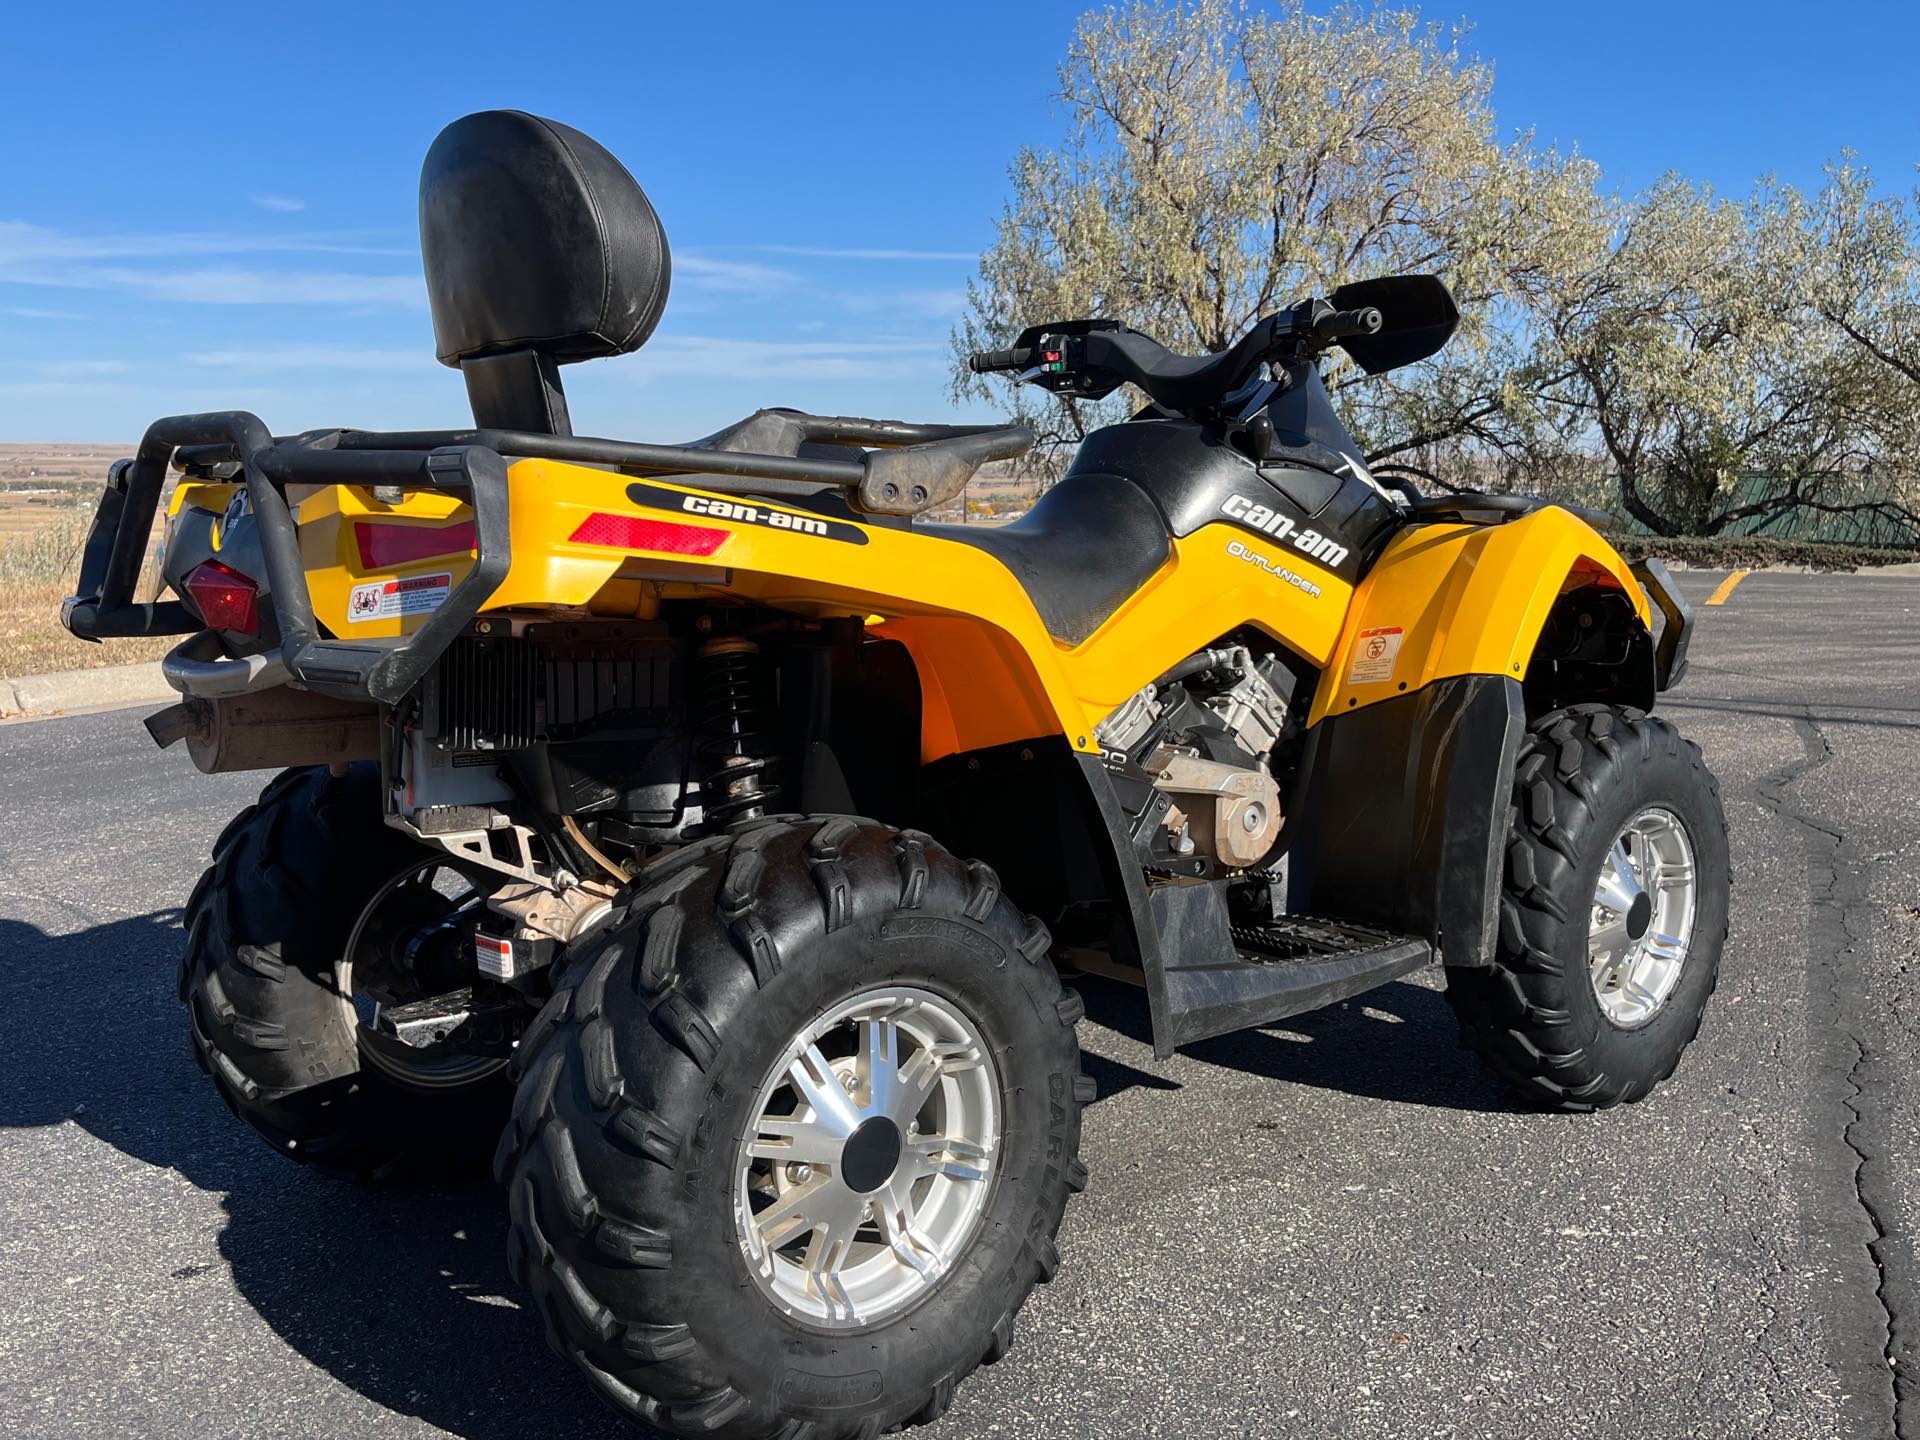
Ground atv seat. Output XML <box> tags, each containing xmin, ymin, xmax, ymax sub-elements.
<box><xmin>925</xmin><ymin>473</ymin><xmax>1170</xmax><ymax>646</ymax></box>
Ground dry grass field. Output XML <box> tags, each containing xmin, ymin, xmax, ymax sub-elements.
<box><xmin>0</xmin><ymin>443</ymin><xmax>176</xmax><ymax>678</ymax></box>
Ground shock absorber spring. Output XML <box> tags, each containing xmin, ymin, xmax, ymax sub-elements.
<box><xmin>697</xmin><ymin>635</ymin><xmax>781</xmax><ymax>828</ymax></box>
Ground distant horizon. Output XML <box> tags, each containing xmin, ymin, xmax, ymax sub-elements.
<box><xmin>4</xmin><ymin>0</ymin><xmax>1917</xmax><ymax>444</ymax></box>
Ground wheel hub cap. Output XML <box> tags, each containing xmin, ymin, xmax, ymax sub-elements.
<box><xmin>1625</xmin><ymin>892</ymin><xmax>1653</xmax><ymax>940</ymax></box>
<box><xmin>840</xmin><ymin>1117</ymin><xmax>904</xmax><ymax>1194</ymax></box>
<box><xmin>733</xmin><ymin>986</ymin><xmax>1002</xmax><ymax>1330</ymax></box>
<box><xmin>1588</xmin><ymin>806</ymin><xmax>1698</xmax><ymax>1028</ymax></box>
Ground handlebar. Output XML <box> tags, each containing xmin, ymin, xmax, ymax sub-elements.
<box><xmin>969</xmin><ymin>295</ymin><xmax>1390</xmax><ymax>417</ymax></box>
<box><xmin>969</xmin><ymin>346</ymin><xmax>1034</xmax><ymax>375</ymax></box>
<box><xmin>1311</xmin><ymin>306</ymin><xmax>1382</xmax><ymax>342</ymax></box>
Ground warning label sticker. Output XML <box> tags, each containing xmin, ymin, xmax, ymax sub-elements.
<box><xmin>1347</xmin><ymin>625</ymin><xmax>1403</xmax><ymax>685</ymax></box>
<box><xmin>348</xmin><ymin>572</ymin><xmax>451</xmax><ymax>623</ymax></box>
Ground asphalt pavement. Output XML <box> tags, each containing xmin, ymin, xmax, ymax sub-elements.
<box><xmin>2</xmin><ymin>569</ymin><xmax>1915</xmax><ymax>1439</ymax></box>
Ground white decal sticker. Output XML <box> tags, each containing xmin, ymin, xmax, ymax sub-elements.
<box><xmin>348</xmin><ymin>572</ymin><xmax>451</xmax><ymax>623</ymax></box>
<box><xmin>1347</xmin><ymin>625</ymin><xmax>1403</xmax><ymax>685</ymax></box>
<box><xmin>1219</xmin><ymin>492</ymin><xmax>1351</xmax><ymax>569</ymax></box>
<box><xmin>1225</xmin><ymin>539</ymin><xmax>1323</xmax><ymax>598</ymax></box>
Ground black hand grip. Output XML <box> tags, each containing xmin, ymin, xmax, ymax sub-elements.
<box><xmin>1313</xmin><ymin>306</ymin><xmax>1384</xmax><ymax>341</ymax></box>
<box><xmin>969</xmin><ymin>346</ymin><xmax>1034</xmax><ymax>374</ymax></box>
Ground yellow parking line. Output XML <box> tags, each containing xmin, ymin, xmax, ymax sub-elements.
<box><xmin>1705</xmin><ymin>569</ymin><xmax>1750</xmax><ymax>606</ymax></box>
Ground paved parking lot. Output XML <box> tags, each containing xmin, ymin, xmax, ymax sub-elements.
<box><xmin>2</xmin><ymin>568</ymin><xmax>1915</xmax><ymax>1439</ymax></box>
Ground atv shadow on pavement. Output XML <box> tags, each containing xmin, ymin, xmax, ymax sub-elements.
<box><xmin>0</xmin><ymin>909</ymin><xmax>1514</xmax><ymax>1439</ymax></box>
<box><xmin>1071</xmin><ymin>972</ymin><xmax>1529</xmax><ymax>1114</ymax></box>
<box><xmin>0</xmin><ymin>911</ymin><xmax>639</xmax><ymax>1440</ymax></box>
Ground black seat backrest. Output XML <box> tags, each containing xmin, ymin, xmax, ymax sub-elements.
<box><xmin>420</xmin><ymin>111</ymin><xmax>671</xmax><ymax>434</ymax></box>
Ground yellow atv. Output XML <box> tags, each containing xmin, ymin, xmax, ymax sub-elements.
<box><xmin>63</xmin><ymin>111</ymin><xmax>1727</xmax><ymax>1438</ymax></box>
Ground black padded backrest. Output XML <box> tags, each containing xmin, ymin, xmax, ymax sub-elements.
<box><xmin>420</xmin><ymin>111</ymin><xmax>671</xmax><ymax>369</ymax></box>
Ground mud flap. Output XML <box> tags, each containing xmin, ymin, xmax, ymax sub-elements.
<box><xmin>1287</xmin><ymin>674</ymin><xmax>1526</xmax><ymax>969</ymax></box>
<box><xmin>1070</xmin><ymin>753</ymin><xmax>1437</xmax><ymax>1057</ymax></box>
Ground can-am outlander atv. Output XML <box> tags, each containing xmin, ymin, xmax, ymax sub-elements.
<box><xmin>63</xmin><ymin>111</ymin><xmax>1727</xmax><ymax>1438</ymax></box>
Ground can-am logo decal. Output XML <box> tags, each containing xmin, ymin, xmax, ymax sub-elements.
<box><xmin>1219</xmin><ymin>493</ymin><xmax>1349</xmax><ymax>568</ymax></box>
<box><xmin>624</xmin><ymin>482</ymin><xmax>869</xmax><ymax>546</ymax></box>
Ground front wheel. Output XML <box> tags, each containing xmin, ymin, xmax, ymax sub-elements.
<box><xmin>496</xmin><ymin>816</ymin><xmax>1090</xmax><ymax>1439</ymax></box>
<box><xmin>1447</xmin><ymin>705</ymin><xmax>1730</xmax><ymax>1109</ymax></box>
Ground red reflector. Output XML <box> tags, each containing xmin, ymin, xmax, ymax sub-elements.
<box><xmin>568</xmin><ymin>512</ymin><xmax>729</xmax><ymax>556</ymax></box>
<box><xmin>184</xmin><ymin>559</ymin><xmax>260</xmax><ymax>635</ymax></box>
<box><xmin>355</xmin><ymin>519</ymin><xmax>477</xmax><ymax>569</ymax></box>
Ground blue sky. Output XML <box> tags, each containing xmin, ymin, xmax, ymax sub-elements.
<box><xmin>2</xmin><ymin>1</ymin><xmax>1915</xmax><ymax>443</ymax></box>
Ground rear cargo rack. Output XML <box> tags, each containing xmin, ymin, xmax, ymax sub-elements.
<box><xmin>61</xmin><ymin>408</ymin><xmax>1031</xmax><ymax>705</ymax></box>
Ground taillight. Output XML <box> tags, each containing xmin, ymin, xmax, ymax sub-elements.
<box><xmin>354</xmin><ymin>519</ymin><xmax>477</xmax><ymax>569</ymax></box>
<box><xmin>184</xmin><ymin>559</ymin><xmax>260</xmax><ymax>635</ymax></box>
<box><xmin>568</xmin><ymin>513</ymin><xmax>730</xmax><ymax>556</ymax></box>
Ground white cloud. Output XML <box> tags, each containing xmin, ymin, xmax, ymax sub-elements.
<box><xmin>833</xmin><ymin>286</ymin><xmax>970</xmax><ymax>321</ymax></box>
<box><xmin>628</xmin><ymin>334</ymin><xmax>945</xmax><ymax>384</ymax></box>
<box><xmin>250</xmin><ymin>193</ymin><xmax>308</xmax><ymax>213</ymax></box>
<box><xmin>674</xmin><ymin>254</ymin><xmax>800</xmax><ymax>299</ymax></box>
<box><xmin>39</xmin><ymin>359</ymin><xmax>128</xmax><ymax>378</ymax></box>
<box><xmin>5</xmin><ymin>306</ymin><xmax>83</xmax><ymax>320</ymax></box>
<box><xmin>185</xmin><ymin>345</ymin><xmax>427</xmax><ymax>371</ymax></box>
<box><xmin>750</xmin><ymin>244</ymin><xmax>977</xmax><ymax>262</ymax></box>
<box><xmin>4</xmin><ymin>260</ymin><xmax>423</xmax><ymax>308</ymax></box>
<box><xmin>0</xmin><ymin>221</ymin><xmax>421</xmax><ymax>308</ymax></box>
<box><xmin>0</xmin><ymin>221</ymin><xmax>408</xmax><ymax>261</ymax></box>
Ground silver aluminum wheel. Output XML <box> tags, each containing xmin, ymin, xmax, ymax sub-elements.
<box><xmin>1588</xmin><ymin>805</ymin><xmax>1698</xmax><ymax>1028</ymax></box>
<box><xmin>340</xmin><ymin>856</ymin><xmax>508</xmax><ymax>1089</ymax></box>
<box><xmin>733</xmin><ymin>985</ymin><xmax>1002</xmax><ymax>1330</ymax></box>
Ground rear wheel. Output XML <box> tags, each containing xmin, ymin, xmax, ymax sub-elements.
<box><xmin>497</xmin><ymin>816</ymin><xmax>1090</xmax><ymax>1439</ymax></box>
<box><xmin>180</xmin><ymin>764</ymin><xmax>511</xmax><ymax>1179</ymax></box>
<box><xmin>1447</xmin><ymin>705</ymin><xmax>1730</xmax><ymax>1109</ymax></box>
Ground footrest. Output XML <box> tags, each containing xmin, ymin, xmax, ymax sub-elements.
<box><xmin>1144</xmin><ymin>879</ymin><xmax>1436</xmax><ymax>1054</ymax></box>
<box><xmin>1228</xmin><ymin>916</ymin><xmax>1433</xmax><ymax>1021</ymax></box>
<box><xmin>1231</xmin><ymin>914</ymin><xmax>1427</xmax><ymax>963</ymax></box>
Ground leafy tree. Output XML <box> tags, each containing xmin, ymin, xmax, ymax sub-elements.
<box><xmin>1531</xmin><ymin>177</ymin><xmax>1850</xmax><ymax>534</ymax></box>
<box><xmin>1531</xmin><ymin>170</ymin><xmax>1918</xmax><ymax>538</ymax></box>
<box><xmin>1767</xmin><ymin>161</ymin><xmax>1920</xmax><ymax>530</ymax></box>
<box><xmin>955</xmin><ymin>0</ymin><xmax>1920</xmax><ymax>545</ymax></box>
<box><xmin>952</xmin><ymin>0</ymin><xmax>1603</xmax><ymax>480</ymax></box>
<box><xmin>1784</xmin><ymin>161</ymin><xmax>1920</xmax><ymax>398</ymax></box>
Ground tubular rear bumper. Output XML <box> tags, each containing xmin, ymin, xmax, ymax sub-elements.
<box><xmin>62</xmin><ymin>414</ymin><xmax>511</xmax><ymax>705</ymax></box>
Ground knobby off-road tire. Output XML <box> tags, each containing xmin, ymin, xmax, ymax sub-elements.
<box><xmin>497</xmin><ymin>815</ymin><xmax>1090</xmax><ymax>1440</ymax></box>
<box><xmin>1447</xmin><ymin>704</ymin><xmax>1730</xmax><ymax>1110</ymax></box>
<box><xmin>180</xmin><ymin>764</ymin><xmax>511</xmax><ymax>1179</ymax></box>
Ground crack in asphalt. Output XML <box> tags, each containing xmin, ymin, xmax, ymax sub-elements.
<box><xmin>1755</xmin><ymin>712</ymin><xmax>1913</xmax><ymax>1439</ymax></box>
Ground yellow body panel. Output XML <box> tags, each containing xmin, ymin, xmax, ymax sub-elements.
<box><xmin>1306</xmin><ymin>508</ymin><xmax>1649</xmax><ymax>726</ymax></box>
<box><xmin>482</xmin><ymin>460</ymin><xmax>1356</xmax><ymax>760</ymax></box>
<box><xmin>297</xmin><ymin>486</ymin><xmax>478</xmax><ymax>642</ymax></box>
<box><xmin>282</xmin><ymin>458</ymin><xmax>1643</xmax><ymax>761</ymax></box>
<box><xmin>169</xmin><ymin>481</ymin><xmax>239</xmax><ymax>520</ymax></box>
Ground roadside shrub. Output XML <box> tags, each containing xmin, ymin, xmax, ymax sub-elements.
<box><xmin>1613</xmin><ymin>534</ymin><xmax>1917</xmax><ymax>571</ymax></box>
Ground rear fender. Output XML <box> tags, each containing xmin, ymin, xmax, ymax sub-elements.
<box><xmin>475</xmin><ymin>459</ymin><xmax>1105</xmax><ymax>762</ymax></box>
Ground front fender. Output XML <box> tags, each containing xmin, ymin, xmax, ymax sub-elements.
<box><xmin>1306</xmin><ymin>508</ymin><xmax>1651</xmax><ymax>726</ymax></box>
